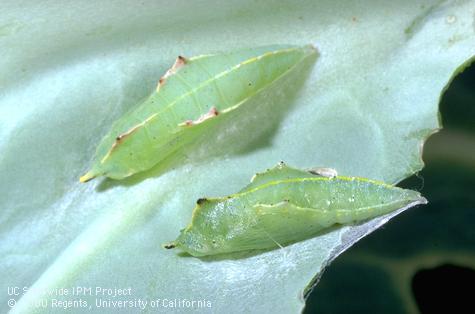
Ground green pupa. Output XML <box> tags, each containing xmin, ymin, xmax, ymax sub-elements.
<box><xmin>80</xmin><ymin>45</ymin><xmax>317</xmax><ymax>182</ymax></box>
<box><xmin>165</xmin><ymin>162</ymin><xmax>426</xmax><ymax>257</ymax></box>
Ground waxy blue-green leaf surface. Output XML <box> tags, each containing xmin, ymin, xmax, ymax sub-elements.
<box><xmin>1</xmin><ymin>0</ymin><xmax>474</xmax><ymax>313</ymax></box>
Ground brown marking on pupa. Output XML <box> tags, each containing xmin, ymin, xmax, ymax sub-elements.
<box><xmin>179</xmin><ymin>107</ymin><xmax>219</xmax><ymax>127</ymax></box>
<box><xmin>196</xmin><ymin>198</ymin><xmax>208</xmax><ymax>205</ymax></box>
<box><xmin>115</xmin><ymin>124</ymin><xmax>142</xmax><ymax>144</ymax></box>
<box><xmin>101</xmin><ymin>123</ymin><xmax>144</xmax><ymax>163</ymax></box>
<box><xmin>157</xmin><ymin>55</ymin><xmax>187</xmax><ymax>90</ymax></box>
<box><xmin>308</xmin><ymin>167</ymin><xmax>338</xmax><ymax>178</ymax></box>
<box><xmin>164</xmin><ymin>243</ymin><xmax>176</xmax><ymax>249</ymax></box>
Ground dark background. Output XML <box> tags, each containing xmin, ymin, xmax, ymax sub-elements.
<box><xmin>305</xmin><ymin>63</ymin><xmax>475</xmax><ymax>314</ymax></box>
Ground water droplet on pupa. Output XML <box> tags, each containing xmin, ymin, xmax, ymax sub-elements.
<box><xmin>446</xmin><ymin>15</ymin><xmax>456</xmax><ymax>24</ymax></box>
<box><xmin>326</xmin><ymin>200</ymin><xmax>331</xmax><ymax>206</ymax></box>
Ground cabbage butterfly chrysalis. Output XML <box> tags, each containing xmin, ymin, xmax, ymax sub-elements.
<box><xmin>164</xmin><ymin>162</ymin><xmax>426</xmax><ymax>257</ymax></box>
<box><xmin>80</xmin><ymin>45</ymin><xmax>318</xmax><ymax>182</ymax></box>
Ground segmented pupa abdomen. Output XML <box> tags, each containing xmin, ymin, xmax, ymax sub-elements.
<box><xmin>166</xmin><ymin>163</ymin><xmax>426</xmax><ymax>256</ymax></box>
<box><xmin>80</xmin><ymin>45</ymin><xmax>317</xmax><ymax>181</ymax></box>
